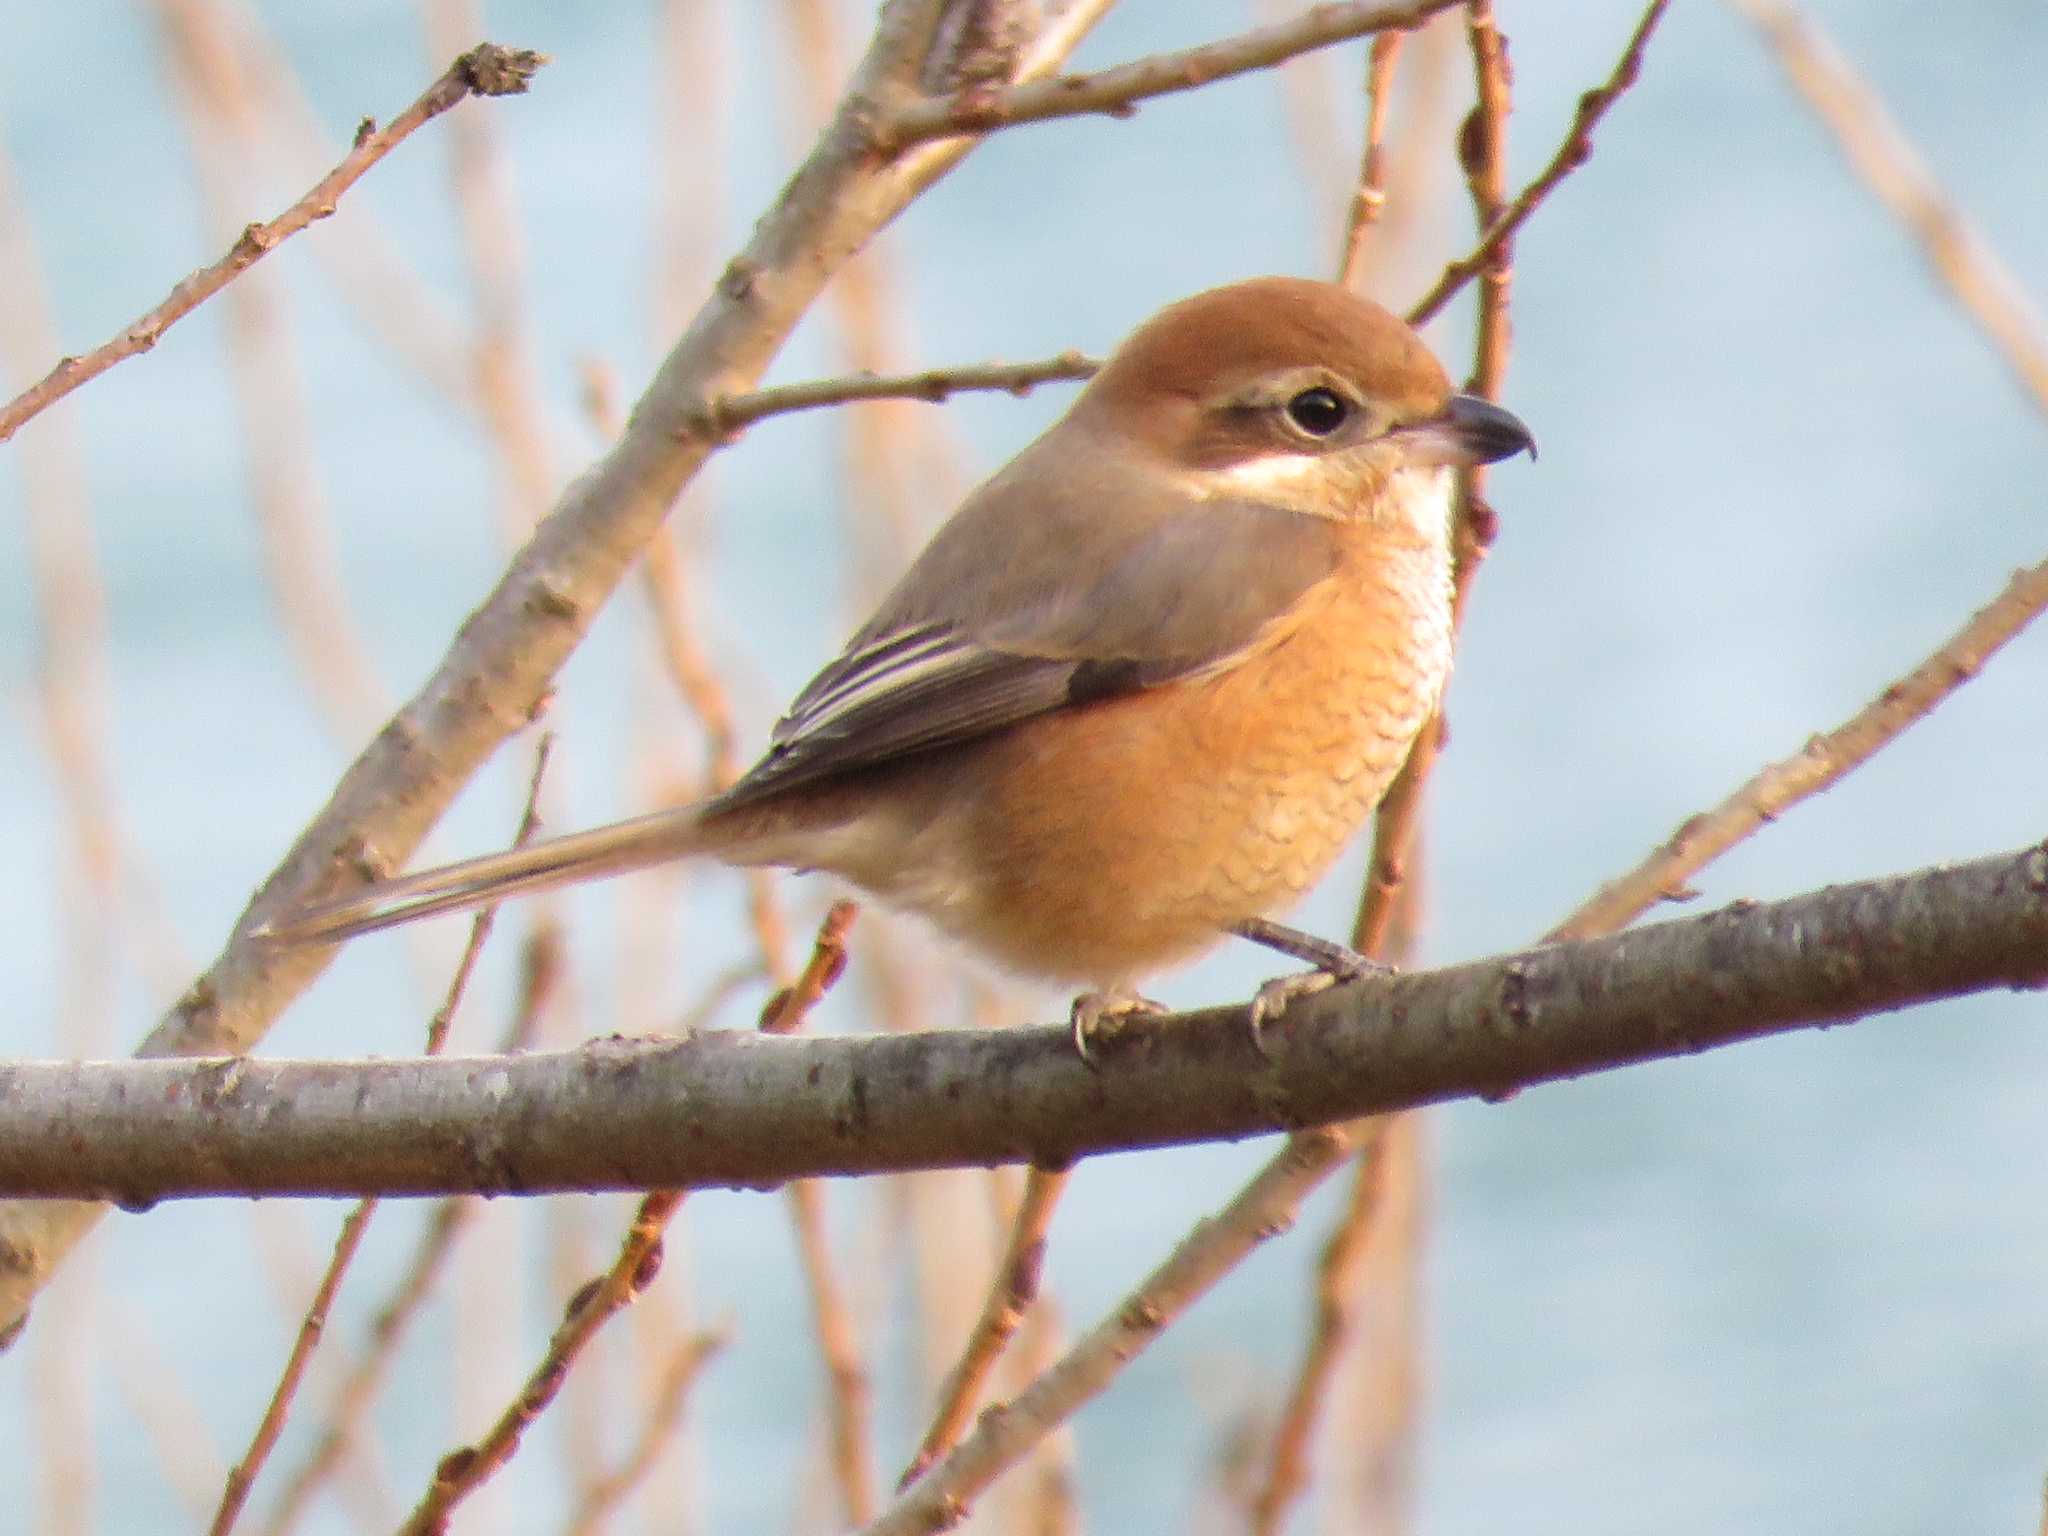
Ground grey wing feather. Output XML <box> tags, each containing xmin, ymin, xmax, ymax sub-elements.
<box><xmin>713</xmin><ymin>496</ymin><xmax>1338</xmax><ymax>810</ymax></box>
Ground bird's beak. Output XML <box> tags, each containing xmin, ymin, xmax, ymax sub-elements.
<box><xmin>1400</xmin><ymin>393</ymin><xmax>1537</xmax><ymax>466</ymax></box>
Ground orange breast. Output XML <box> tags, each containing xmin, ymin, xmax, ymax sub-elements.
<box><xmin>939</xmin><ymin>525</ymin><xmax>1454</xmax><ymax>985</ymax></box>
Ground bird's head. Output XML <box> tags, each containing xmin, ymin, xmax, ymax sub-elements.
<box><xmin>1072</xmin><ymin>276</ymin><xmax>1534</xmax><ymax>526</ymax></box>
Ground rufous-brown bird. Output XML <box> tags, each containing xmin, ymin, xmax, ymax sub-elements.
<box><xmin>274</xmin><ymin>277</ymin><xmax>1534</xmax><ymax>1048</ymax></box>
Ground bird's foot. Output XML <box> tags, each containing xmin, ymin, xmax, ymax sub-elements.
<box><xmin>1068</xmin><ymin>987</ymin><xmax>1168</xmax><ymax>1066</ymax></box>
<box><xmin>1232</xmin><ymin>919</ymin><xmax>1394</xmax><ymax>1057</ymax></box>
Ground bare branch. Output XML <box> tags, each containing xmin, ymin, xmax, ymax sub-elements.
<box><xmin>399</xmin><ymin>1189</ymin><xmax>685</xmax><ymax>1533</ymax></box>
<box><xmin>698</xmin><ymin>352</ymin><xmax>1098</xmax><ymax>437</ymax></box>
<box><xmin>885</xmin><ymin>0</ymin><xmax>1459</xmax><ymax>146</ymax></box>
<box><xmin>861</xmin><ymin>1124</ymin><xmax>1364</xmax><ymax>1535</ymax></box>
<box><xmin>209</xmin><ymin>739</ymin><xmax>552</xmax><ymax>1535</ymax></box>
<box><xmin>901</xmin><ymin>1166</ymin><xmax>1072</xmax><ymax>1488</ymax></box>
<box><xmin>0</xmin><ymin>840</ymin><xmax>2042</xmax><ymax>1202</ymax></box>
<box><xmin>1731</xmin><ymin>0</ymin><xmax>2048</xmax><ymax>416</ymax></box>
<box><xmin>0</xmin><ymin>43</ymin><xmax>545</xmax><ymax>447</ymax></box>
<box><xmin>1406</xmin><ymin>0</ymin><xmax>1670</xmax><ymax>327</ymax></box>
<box><xmin>255</xmin><ymin>923</ymin><xmax>562</xmax><ymax>1536</ymax></box>
<box><xmin>1554</xmin><ymin>555</ymin><xmax>2048</xmax><ymax>941</ymax></box>
<box><xmin>562</xmin><ymin>1325</ymin><xmax>732</xmax><ymax>1536</ymax></box>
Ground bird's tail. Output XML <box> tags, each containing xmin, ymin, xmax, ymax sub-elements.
<box><xmin>261</xmin><ymin>804</ymin><xmax>723</xmax><ymax>945</ymax></box>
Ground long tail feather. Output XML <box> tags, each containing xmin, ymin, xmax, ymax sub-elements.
<box><xmin>261</xmin><ymin>805</ymin><xmax>716</xmax><ymax>944</ymax></box>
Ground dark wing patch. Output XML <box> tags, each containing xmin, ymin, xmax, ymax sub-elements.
<box><xmin>713</xmin><ymin>630</ymin><xmax>1124</xmax><ymax>809</ymax></box>
<box><xmin>712</xmin><ymin>498</ymin><xmax>1341</xmax><ymax>812</ymax></box>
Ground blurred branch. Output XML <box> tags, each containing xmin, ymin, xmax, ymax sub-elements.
<box><xmin>4</xmin><ymin>839</ymin><xmax>2046</xmax><ymax>1201</ymax></box>
<box><xmin>1336</xmin><ymin>31</ymin><xmax>1407</xmax><ymax>289</ymax></box>
<box><xmin>562</xmin><ymin>1324</ymin><xmax>732</xmax><ymax>1536</ymax></box>
<box><xmin>1249</xmin><ymin>1117</ymin><xmax>1395</xmax><ymax>1536</ymax></box>
<box><xmin>761</xmin><ymin>900</ymin><xmax>876</xmax><ymax>1525</ymax></box>
<box><xmin>885</xmin><ymin>0</ymin><xmax>1460</xmax><ymax>145</ymax></box>
<box><xmin>256</xmin><ymin>924</ymin><xmax>563</xmax><ymax>1536</ymax></box>
<box><xmin>900</xmin><ymin>1165</ymin><xmax>1072</xmax><ymax>1488</ymax></box>
<box><xmin>210</xmin><ymin>739</ymin><xmax>551</xmax><ymax>1536</ymax></box>
<box><xmin>864</xmin><ymin>1124</ymin><xmax>1365</xmax><ymax>1535</ymax></box>
<box><xmin>0</xmin><ymin>42</ymin><xmax>544</xmax><ymax>447</ymax></box>
<box><xmin>427</xmin><ymin>0</ymin><xmax>561</xmax><ymax>539</ymax></box>
<box><xmin>1731</xmin><ymin>0</ymin><xmax>2048</xmax><ymax>417</ymax></box>
<box><xmin>403</xmin><ymin>892</ymin><xmax>855</xmax><ymax>1529</ymax></box>
<box><xmin>1406</xmin><ymin>0</ymin><xmax>1670</xmax><ymax>327</ymax></box>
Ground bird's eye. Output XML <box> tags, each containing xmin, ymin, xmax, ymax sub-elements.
<box><xmin>1284</xmin><ymin>387</ymin><xmax>1350</xmax><ymax>438</ymax></box>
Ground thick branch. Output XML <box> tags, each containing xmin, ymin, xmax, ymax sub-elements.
<box><xmin>2</xmin><ymin>841</ymin><xmax>2041</xmax><ymax>1203</ymax></box>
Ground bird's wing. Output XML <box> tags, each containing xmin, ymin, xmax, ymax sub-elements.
<box><xmin>714</xmin><ymin>494</ymin><xmax>1338</xmax><ymax>809</ymax></box>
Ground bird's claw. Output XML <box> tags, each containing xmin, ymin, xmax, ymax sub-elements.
<box><xmin>1246</xmin><ymin>945</ymin><xmax>1393</xmax><ymax>1057</ymax></box>
<box><xmin>1068</xmin><ymin>989</ymin><xmax>1168</xmax><ymax>1066</ymax></box>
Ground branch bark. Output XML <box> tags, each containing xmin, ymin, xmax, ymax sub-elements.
<box><xmin>1</xmin><ymin>840</ymin><xmax>2040</xmax><ymax>1203</ymax></box>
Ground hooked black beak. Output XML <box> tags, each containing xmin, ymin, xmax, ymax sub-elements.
<box><xmin>1404</xmin><ymin>393</ymin><xmax>1537</xmax><ymax>466</ymax></box>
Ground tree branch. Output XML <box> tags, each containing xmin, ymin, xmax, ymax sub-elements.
<box><xmin>884</xmin><ymin>0</ymin><xmax>1460</xmax><ymax>146</ymax></box>
<box><xmin>0</xmin><ymin>0</ymin><xmax>1118</xmax><ymax>1344</ymax></box>
<box><xmin>0</xmin><ymin>43</ymin><xmax>546</xmax><ymax>447</ymax></box>
<box><xmin>1406</xmin><ymin>0</ymin><xmax>1670</xmax><ymax>327</ymax></box>
<box><xmin>0</xmin><ymin>840</ymin><xmax>2040</xmax><ymax>1203</ymax></box>
<box><xmin>697</xmin><ymin>352</ymin><xmax>1098</xmax><ymax>437</ymax></box>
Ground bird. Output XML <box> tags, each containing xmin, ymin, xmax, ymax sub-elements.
<box><xmin>271</xmin><ymin>276</ymin><xmax>1534</xmax><ymax>1052</ymax></box>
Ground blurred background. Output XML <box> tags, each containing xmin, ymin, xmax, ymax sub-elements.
<box><xmin>0</xmin><ymin>1</ymin><xmax>2044</xmax><ymax>1532</ymax></box>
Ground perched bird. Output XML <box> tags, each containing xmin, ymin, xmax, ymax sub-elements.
<box><xmin>274</xmin><ymin>277</ymin><xmax>1533</xmax><ymax>1048</ymax></box>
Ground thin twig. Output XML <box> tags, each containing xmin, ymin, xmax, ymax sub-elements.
<box><xmin>787</xmin><ymin>1178</ymin><xmax>878</xmax><ymax>1524</ymax></box>
<box><xmin>695</xmin><ymin>352</ymin><xmax>1097</xmax><ymax>439</ymax></box>
<box><xmin>764</xmin><ymin>899</ymin><xmax>875</xmax><ymax>1521</ymax></box>
<box><xmin>860</xmin><ymin>1126</ymin><xmax>1364</xmax><ymax>1535</ymax></box>
<box><xmin>901</xmin><ymin>1166</ymin><xmax>1072</xmax><ymax>1488</ymax></box>
<box><xmin>1552</xmin><ymin>556</ymin><xmax>2048</xmax><ymax>941</ymax></box>
<box><xmin>1259</xmin><ymin>17</ymin><xmax>1517</xmax><ymax>1516</ymax></box>
<box><xmin>1337</xmin><ymin>31</ymin><xmax>1407</xmax><ymax>288</ymax></box>
<box><xmin>884</xmin><ymin>0</ymin><xmax>1461</xmax><ymax>146</ymax></box>
<box><xmin>760</xmin><ymin>900</ymin><xmax>860</xmax><ymax>1035</ymax></box>
<box><xmin>1249</xmin><ymin>1118</ymin><xmax>1394</xmax><ymax>1536</ymax></box>
<box><xmin>427</xmin><ymin>0</ymin><xmax>560</xmax><ymax>541</ymax></box>
<box><xmin>210</xmin><ymin>739</ymin><xmax>554</xmax><ymax>1535</ymax></box>
<box><xmin>1731</xmin><ymin>0</ymin><xmax>2048</xmax><ymax>416</ymax></box>
<box><xmin>208</xmin><ymin>1203</ymin><xmax>380</xmax><ymax>1536</ymax></box>
<box><xmin>212</xmin><ymin>1</ymin><xmax>475</xmax><ymax>408</ymax></box>
<box><xmin>0</xmin><ymin>131</ymin><xmax>120</xmax><ymax>1536</ymax></box>
<box><xmin>398</xmin><ymin>1189</ymin><xmax>685</xmax><ymax>1534</ymax></box>
<box><xmin>581</xmin><ymin>358</ymin><xmax>791</xmax><ymax>988</ymax></box>
<box><xmin>1406</xmin><ymin>0</ymin><xmax>1670</xmax><ymax>327</ymax></box>
<box><xmin>400</xmin><ymin>890</ymin><xmax>860</xmax><ymax>1529</ymax></box>
<box><xmin>257</xmin><ymin>919</ymin><xmax>563</xmax><ymax>1536</ymax></box>
<box><xmin>154</xmin><ymin>5</ymin><xmax>390</xmax><ymax>741</ymax></box>
<box><xmin>0</xmin><ymin>43</ymin><xmax>545</xmax><ymax>446</ymax></box>
<box><xmin>562</xmin><ymin>1324</ymin><xmax>733</xmax><ymax>1536</ymax></box>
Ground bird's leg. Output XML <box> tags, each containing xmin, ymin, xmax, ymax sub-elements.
<box><xmin>1231</xmin><ymin>917</ymin><xmax>1393</xmax><ymax>1052</ymax></box>
<box><xmin>1067</xmin><ymin>985</ymin><xmax>1168</xmax><ymax>1065</ymax></box>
